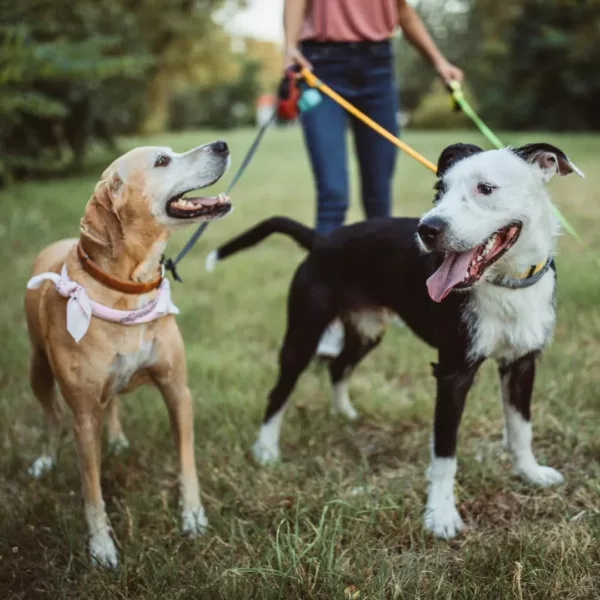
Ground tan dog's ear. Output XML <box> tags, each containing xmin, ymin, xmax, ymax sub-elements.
<box><xmin>80</xmin><ymin>172</ymin><xmax>128</xmax><ymax>257</ymax></box>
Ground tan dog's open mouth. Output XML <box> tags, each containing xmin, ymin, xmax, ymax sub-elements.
<box><xmin>167</xmin><ymin>192</ymin><xmax>231</xmax><ymax>220</ymax></box>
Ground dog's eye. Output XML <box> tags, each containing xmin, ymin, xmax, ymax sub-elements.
<box><xmin>154</xmin><ymin>155</ymin><xmax>171</xmax><ymax>168</ymax></box>
<box><xmin>477</xmin><ymin>183</ymin><xmax>495</xmax><ymax>195</ymax></box>
<box><xmin>432</xmin><ymin>179</ymin><xmax>445</xmax><ymax>204</ymax></box>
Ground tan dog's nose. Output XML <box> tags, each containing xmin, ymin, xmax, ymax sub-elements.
<box><xmin>211</xmin><ymin>140</ymin><xmax>228</xmax><ymax>155</ymax></box>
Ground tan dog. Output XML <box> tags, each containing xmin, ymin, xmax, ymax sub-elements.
<box><xmin>24</xmin><ymin>140</ymin><xmax>231</xmax><ymax>567</ymax></box>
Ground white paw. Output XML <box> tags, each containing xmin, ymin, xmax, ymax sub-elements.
<box><xmin>28</xmin><ymin>454</ymin><xmax>55</xmax><ymax>478</ymax></box>
<box><xmin>181</xmin><ymin>505</ymin><xmax>208</xmax><ymax>537</ymax></box>
<box><xmin>424</xmin><ymin>504</ymin><xmax>465</xmax><ymax>539</ymax></box>
<box><xmin>517</xmin><ymin>463</ymin><xmax>564</xmax><ymax>487</ymax></box>
<box><xmin>108</xmin><ymin>433</ymin><xmax>130</xmax><ymax>455</ymax></box>
<box><xmin>252</xmin><ymin>439</ymin><xmax>280</xmax><ymax>466</ymax></box>
<box><xmin>89</xmin><ymin>529</ymin><xmax>118</xmax><ymax>568</ymax></box>
<box><xmin>205</xmin><ymin>250</ymin><xmax>218</xmax><ymax>272</ymax></box>
<box><xmin>331</xmin><ymin>402</ymin><xmax>359</xmax><ymax>421</ymax></box>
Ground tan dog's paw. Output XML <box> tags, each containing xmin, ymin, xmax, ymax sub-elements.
<box><xmin>28</xmin><ymin>454</ymin><xmax>55</xmax><ymax>478</ymax></box>
<box><xmin>89</xmin><ymin>529</ymin><xmax>118</xmax><ymax>568</ymax></box>
<box><xmin>181</xmin><ymin>505</ymin><xmax>208</xmax><ymax>537</ymax></box>
<box><xmin>108</xmin><ymin>433</ymin><xmax>130</xmax><ymax>455</ymax></box>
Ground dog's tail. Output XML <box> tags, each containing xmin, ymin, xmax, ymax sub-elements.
<box><xmin>206</xmin><ymin>216</ymin><xmax>319</xmax><ymax>272</ymax></box>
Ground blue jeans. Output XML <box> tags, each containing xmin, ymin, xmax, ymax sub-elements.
<box><xmin>300</xmin><ymin>40</ymin><xmax>399</xmax><ymax>234</ymax></box>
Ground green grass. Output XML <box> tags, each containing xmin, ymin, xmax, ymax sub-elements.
<box><xmin>1</xmin><ymin>128</ymin><xmax>600</xmax><ymax>599</ymax></box>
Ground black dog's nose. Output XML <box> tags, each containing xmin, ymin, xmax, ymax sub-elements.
<box><xmin>212</xmin><ymin>140</ymin><xmax>228</xmax><ymax>154</ymax></box>
<box><xmin>418</xmin><ymin>216</ymin><xmax>447</xmax><ymax>244</ymax></box>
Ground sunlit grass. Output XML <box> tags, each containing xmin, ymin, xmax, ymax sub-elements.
<box><xmin>1</xmin><ymin>128</ymin><xmax>599</xmax><ymax>599</ymax></box>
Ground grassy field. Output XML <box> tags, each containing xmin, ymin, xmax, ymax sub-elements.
<box><xmin>1</xmin><ymin>127</ymin><xmax>600</xmax><ymax>599</ymax></box>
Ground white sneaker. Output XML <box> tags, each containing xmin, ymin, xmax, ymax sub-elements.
<box><xmin>316</xmin><ymin>319</ymin><xmax>344</xmax><ymax>358</ymax></box>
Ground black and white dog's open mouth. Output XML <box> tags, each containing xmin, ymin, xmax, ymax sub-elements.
<box><xmin>167</xmin><ymin>192</ymin><xmax>231</xmax><ymax>220</ymax></box>
<box><xmin>427</xmin><ymin>222</ymin><xmax>522</xmax><ymax>302</ymax></box>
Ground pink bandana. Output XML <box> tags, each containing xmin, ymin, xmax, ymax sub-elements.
<box><xmin>27</xmin><ymin>265</ymin><xmax>179</xmax><ymax>343</ymax></box>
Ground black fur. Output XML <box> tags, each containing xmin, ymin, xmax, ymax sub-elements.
<box><xmin>211</xmin><ymin>214</ymin><xmax>547</xmax><ymax>460</ymax></box>
<box><xmin>498</xmin><ymin>351</ymin><xmax>539</xmax><ymax>422</ymax></box>
<box><xmin>215</xmin><ymin>216</ymin><xmax>319</xmax><ymax>260</ymax></box>
<box><xmin>513</xmin><ymin>143</ymin><xmax>576</xmax><ymax>176</ymax></box>
<box><xmin>436</xmin><ymin>143</ymin><xmax>483</xmax><ymax>177</ymax></box>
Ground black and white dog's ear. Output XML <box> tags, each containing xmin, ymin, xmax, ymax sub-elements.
<box><xmin>514</xmin><ymin>143</ymin><xmax>584</xmax><ymax>181</ymax></box>
<box><xmin>436</xmin><ymin>143</ymin><xmax>483</xmax><ymax>177</ymax></box>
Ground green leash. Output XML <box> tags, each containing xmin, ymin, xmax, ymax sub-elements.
<box><xmin>448</xmin><ymin>80</ymin><xmax>585</xmax><ymax>246</ymax></box>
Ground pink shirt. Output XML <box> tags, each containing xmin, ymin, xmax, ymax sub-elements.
<box><xmin>299</xmin><ymin>0</ymin><xmax>398</xmax><ymax>43</ymax></box>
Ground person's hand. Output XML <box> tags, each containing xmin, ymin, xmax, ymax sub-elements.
<box><xmin>283</xmin><ymin>46</ymin><xmax>312</xmax><ymax>71</ymax></box>
<box><xmin>435</xmin><ymin>59</ymin><xmax>464</xmax><ymax>84</ymax></box>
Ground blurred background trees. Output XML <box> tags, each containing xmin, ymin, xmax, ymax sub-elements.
<box><xmin>397</xmin><ymin>0</ymin><xmax>600</xmax><ymax>131</ymax></box>
<box><xmin>2</xmin><ymin>0</ymin><xmax>600</xmax><ymax>186</ymax></box>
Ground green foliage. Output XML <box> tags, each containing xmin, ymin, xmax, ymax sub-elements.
<box><xmin>169</xmin><ymin>58</ymin><xmax>262</xmax><ymax>131</ymax></box>
<box><xmin>409</xmin><ymin>80</ymin><xmax>474</xmax><ymax>130</ymax></box>
<box><xmin>403</xmin><ymin>0</ymin><xmax>600</xmax><ymax>131</ymax></box>
<box><xmin>0</xmin><ymin>0</ymin><xmax>247</xmax><ymax>185</ymax></box>
<box><xmin>395</xmin><ymin>0</ymin><xmax>471</xmax><ymax>114</ymax></box>
<box><xmin>0</xmin><ymin>2</ymin><xmax>152</xmax><ymax>184</ymax></box>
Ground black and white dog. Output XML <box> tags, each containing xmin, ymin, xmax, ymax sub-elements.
<box><xmin>206</xmin><ymin>143</ymin><xmax>583</xmax><ymax>537</ymax></box>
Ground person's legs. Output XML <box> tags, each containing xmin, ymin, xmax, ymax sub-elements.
<box><xmin>351</xmin><ymin>44</ymin><xmax>399</xmax><ymax>220</ymax></box>
<box><xmin>299</xmin><ymin>86</ymin><xmax>349</xmax><ymax>235</ymax></box>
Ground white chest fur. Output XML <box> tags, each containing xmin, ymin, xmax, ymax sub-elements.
<box><xmin>465</xmin><ymin>270</ymin><xmax>556</xmax><ymax>363</ymax></box>
<box><xmin>109</xmin><ymin>337</ymin><xmax>155</xmax><ymax>393</ymax></box>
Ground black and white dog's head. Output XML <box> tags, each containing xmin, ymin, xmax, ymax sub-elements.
<box><xmin>417</xmin><ymin>142</ymin><xmax>584</xmax><ymax>302</ymax></box>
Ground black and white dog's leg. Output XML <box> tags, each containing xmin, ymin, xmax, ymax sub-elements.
<box><xmin>425</xmin><ymin>357</ymin><xmax>482</xmax><ymax>538</ymax></box>
<box><xmin>252</xmin><ymin>318</ymin><xmax>329</xmax><ymax>466</ymax></box>
<box><xmin>328</xmin><ymin>326</ymin><xmax>382</xmax><ymax>421</ymax></box>
<box><xmin>499</xmin><ymin>352</ymin><xmax>564</xmax><ymax>486</ymax></box>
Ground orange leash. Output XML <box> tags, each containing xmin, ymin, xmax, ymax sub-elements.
<box><xmin>299</xmin><ymin>67</ymin><xmax>438</xmax><ymax>174</ymax></box>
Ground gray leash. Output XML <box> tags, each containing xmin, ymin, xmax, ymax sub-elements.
<box><xmin>163</xmin><ymin>112</ymin><xmax>277</xmax><ymax>282</ymax></box>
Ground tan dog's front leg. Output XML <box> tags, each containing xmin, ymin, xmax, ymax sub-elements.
<box><xmin>154</xmin><ymin>375</ymin><xmax>207</xmax><ymax>536</ymax></box>
<box><xmin>106</xmin><ymin>396</ymin><xmax>130</xmax><ymax>454</ymax></box>
<box><xmin>73</xmin><ymin>409</ymin><xmax>118</xmax><ymax>568</ymax></box>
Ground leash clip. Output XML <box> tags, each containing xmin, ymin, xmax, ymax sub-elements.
<box><xmin>161</xmin><ymin>256</ymin><xmax>183</xmax><ymax>283</ymax></box>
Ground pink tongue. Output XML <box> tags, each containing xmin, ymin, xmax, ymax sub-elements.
<box><xmin>426</xmin><ymin>248</ymin><xmax>479</xmax><ymax>303</ymax></box>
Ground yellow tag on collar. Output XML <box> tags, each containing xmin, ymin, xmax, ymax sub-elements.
<box><xmin>518</xmin><ymin>261</ymin><xmax>546</xmax><ymax>280</ymax></box>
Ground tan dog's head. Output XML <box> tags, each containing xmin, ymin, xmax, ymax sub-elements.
<box><xmin>80</xmin><ymin>141</ymin><xmax>231</xmax><ymax>258</ymax></box>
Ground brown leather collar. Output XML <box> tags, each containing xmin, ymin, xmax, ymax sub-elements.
<box><xmin>77</xmin><ymin>243</ymin><xmax>163</xmax><ymax>294</ymax></box>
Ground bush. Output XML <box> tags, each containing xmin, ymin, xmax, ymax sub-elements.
<box><xmin>408</xmin><ymin>80</ymin><xmax>476</xmax><ymax>130</ymax></box>
<box><xmin>0</xmin><ymin>15</ymin><xmax>151</xmax><ymax>185</ymax></box>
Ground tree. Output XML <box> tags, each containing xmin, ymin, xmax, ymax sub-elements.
<box><xmin>0</xmin><ymin>4</ymin><xmax>151</xmax><ymax>183</ymax></box>
<box><xmin>127</xmin><ymin>0</ymin><xmax>247</xmax><ymax>133</ymax></box>
<box><xmin>0</xmin><ymin>0</ymin><xmax>247</xmax><ymax>183</ymax></box>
